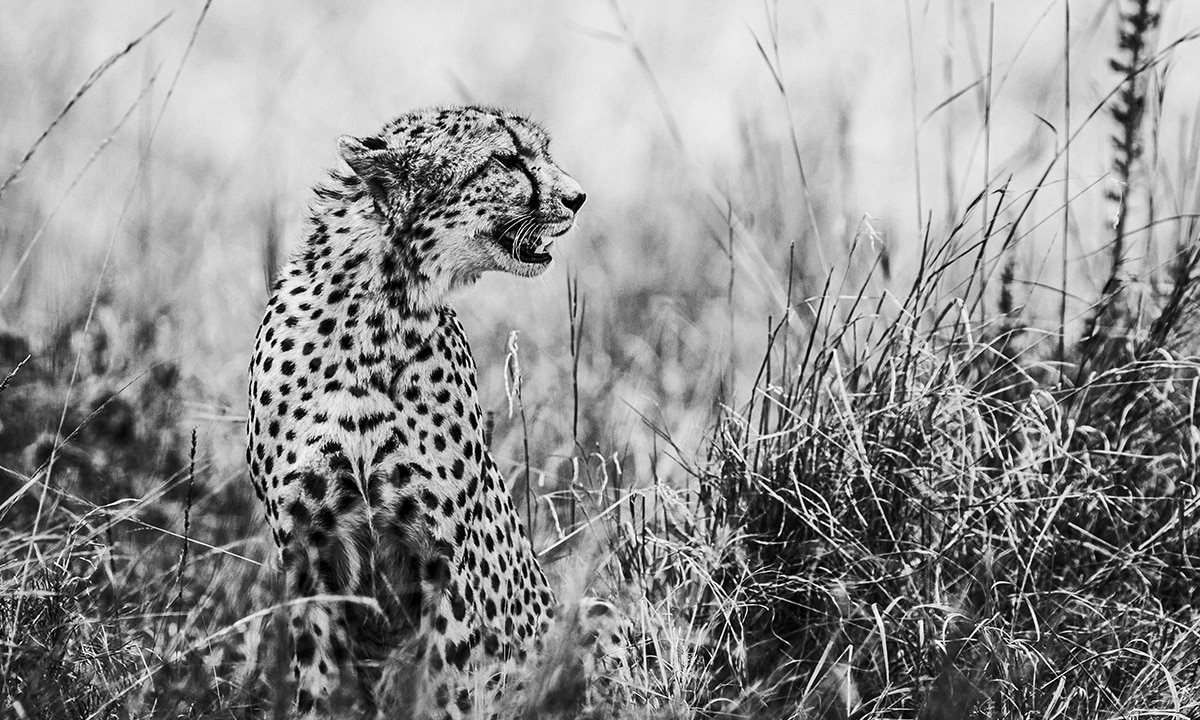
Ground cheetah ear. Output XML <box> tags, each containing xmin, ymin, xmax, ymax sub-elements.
<box><xmin>338</xmin><ymin>135</ymin><xmax>406</xmax><ymax>200</ymax></box>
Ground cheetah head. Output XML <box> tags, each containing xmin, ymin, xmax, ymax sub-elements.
<box><xmin>337</xmin><ymin>106</ymin><xmax>584</xmax><ymax>290</ymax></box>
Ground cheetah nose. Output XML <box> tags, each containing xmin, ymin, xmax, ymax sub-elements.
<box><xmin>562</xmin><ymin>191</ymin><xmax>586</xmax><ymax>214</ymax></box>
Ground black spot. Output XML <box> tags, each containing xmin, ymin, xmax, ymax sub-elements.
<box><xmin>395</xmin><ymin>496</ymin><xmax>417</xmax><ymax>524</ymax></box>
<box><xmin>359</xmin><ymin>411</ymin><xmax>388</xmax><ymax>433</ymax></box>
<box><xmin>587</xmin><ymin>602</ymin><xmax>612</xmax><ymax>618</ymax></box>
<box><xmin>300</xmin><ymin>472</ymin><xmax>327</xmax><ymax>499</ymax></box>
<box><xmin>425</xmin><ymin>555</ymin><xmax>450</xmax><ymax>586</ymax></box>
<box><xmin>483</xmin><ymin>633</ymin><xmax>500</xmax><ymax>656</ymax></box>
<box><xmin>456</xmin><ymin>689</ymin><xmax>472</xmax><ymax>713</ymax></box>
<box><xmin>318</xmin><ymin>318</ymin><xmax>336</xmax><ymax>335</ymax></box>
<box><xmin>329</xmin><ymin>452</ymin><xmax>352</xmax><ymax>473</ymax></box>
<box><xmin>315</xmin><ymin>506</ymin><xmax>337</xmax><ymax>531</ymax></box>
<box><xmin>288</xmin><ymin>500</ymin><xmax>310</xmax><ymax>524</ymax></box>
<box><xmin>451</xmin><ymin>589</ymin><xmax>467</xmax><ymax>621</ymax></box>
<box><xmin>446</xmin><ymin>639</ymin><xmax>470</xmax><ymax>670</ymax></box>
<box><xmin>295</xmin><ymin>631</ymin><xmax>316</xmax><ymax>665</ymax></box>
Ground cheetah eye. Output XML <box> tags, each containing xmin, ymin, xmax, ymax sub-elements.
<box><xmin>493</xmin><ymin>153</ymin><xmax>523</xmax><ymax>171</ymax></box>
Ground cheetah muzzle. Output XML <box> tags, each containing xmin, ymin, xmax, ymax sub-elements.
<box><xmin>247</xmin><ymin>105</ymin><xmax>592</xmax><ymax>719</ymax></box>
<box><xmin>484</xmin><ymin>203</ymin><xmax>579</xmax><ymax>273</ymax></box>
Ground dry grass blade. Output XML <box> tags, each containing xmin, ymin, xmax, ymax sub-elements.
<box><xmin>0</xmin><ymin>354</ymin><xmax>30</xmax><ymax>397</ymax></box>
<box><xmin>0</xmin><ymin>12</ymin><xmax>170</xmax><ymax>202</ymax></box>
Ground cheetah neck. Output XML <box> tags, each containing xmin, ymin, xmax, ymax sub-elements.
<box><xmin>279</xmin><ymin>175</ymin><xmax>453</xmax><ymax>359</ymax></box>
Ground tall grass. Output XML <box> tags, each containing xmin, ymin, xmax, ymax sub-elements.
<box><xmin>2</xmin><ymin>1</ymin><xmax>1200</xmax><ymax>718</ymax></box>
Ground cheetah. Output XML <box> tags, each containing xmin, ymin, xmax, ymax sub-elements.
<box><xmin>247</xmin><ymin>106</ymin><xmax>587</xmax><ymax>718</ymax></box>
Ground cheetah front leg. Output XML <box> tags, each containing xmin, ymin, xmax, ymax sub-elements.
<box><xmin>364</xmin><ymin>462</ymin><xmax>473</xmax><ymax>720</ymax></box>
<box><xmin>278</xmin><ymin>466</ymin><xmax>375</xmax><ymax>717</ymax></box>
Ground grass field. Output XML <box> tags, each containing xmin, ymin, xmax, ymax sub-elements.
<box><xmin>3</xmin><ymin>1</ymin><xmax>1200</xmax><ymax>717</ymax></box>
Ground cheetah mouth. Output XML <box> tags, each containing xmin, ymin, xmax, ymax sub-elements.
<box><xmin>495</xmin><ymin>226</ymin><xmax>568</xmax><ymax>265</ymax></box>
